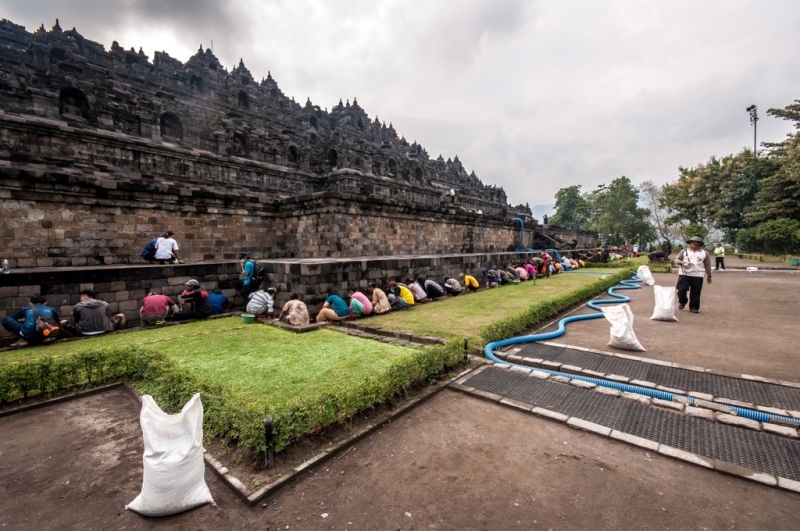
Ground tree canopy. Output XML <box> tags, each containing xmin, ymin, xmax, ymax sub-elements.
<box><xmin>550</xmin><ymin>185</ymin><xmax>592</xmax><ymax>227</ymax></box>
<box><xmin>547</xmin><ymin>98</ymin><xmax>800</xmax><ymax>255</ymax></box>
<box><xmin>658</xmin><ymin>98</ymin><xmax>800</xmax><ymax>254</ymax></box>
<box><xmin>551</xmin><ymin>177</ymin><xmax>652</xmax><ymax>247</ymax></box>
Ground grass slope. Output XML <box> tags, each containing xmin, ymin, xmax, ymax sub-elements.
<box><xmin>374</xmin><ymin>268</ymin><xmax>632</xmax><ymax>345</ymax></box>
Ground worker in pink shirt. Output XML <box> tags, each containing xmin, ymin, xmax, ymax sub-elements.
<box><xmin>347</xmin><ymin>286</ymin><xmax>374</xmax><ymax>316</ymax></box>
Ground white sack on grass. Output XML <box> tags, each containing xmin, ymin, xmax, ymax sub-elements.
<box><xmin>126</xmin><ymin>393</ymin><xmax>215</xmax><ymax>516</ymax></box>
<box><xmin>637</xmin><ymin>265</ymin><xmax>655</xmax><ymax>286</ymax></box>
<box><xmin>602</xmin><ymin>303</ymin><xmax>646</xmax><ymax>352</ymax></box>
<box><xmin>650</xmin><ymin>285</ymin><xmax>679</xmax><ymax>322</ymax></box>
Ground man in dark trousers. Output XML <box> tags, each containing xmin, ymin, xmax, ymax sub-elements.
<box><xmin>60</xmin><ymin>289</ymin><xmax>125</xmax><ymax>336</ymax></box>
<box><xmin>2</xmin><ymin>296</ymin><xmax>60</xmax><ymax>347</ymax></box>
<box><xmin>170</xmin><ymin>280</ymin><xmax>212</xmax><ymax>321</ymax></box>
<box><xmin>675</xmin><ymin>237</ymin><xmax>712</xmax><ymax>313</ymax></box>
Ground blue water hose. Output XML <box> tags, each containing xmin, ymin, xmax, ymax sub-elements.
<box><xmin>512</xmin><ymin>218</ymin><xmax>535</xmax><ymax>253</ymax></box>
<box><xmin>483</xmin><ymin>272</ymin><xmax>800</xmax><ymax>425</ymax></box>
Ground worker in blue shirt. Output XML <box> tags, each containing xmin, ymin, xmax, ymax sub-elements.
<box><xmin>2</xmin><ymin>295</ymin><xmax>60</xmax><ymax>347</ymax></box>
<box><xmin>208</xmin><ymin>288</ymin><xmax>232</xmax><ymax>315</ymax></box>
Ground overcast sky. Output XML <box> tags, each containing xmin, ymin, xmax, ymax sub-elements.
<box><xmin>3</xmin><ymin>1</ymin><xmax>799</xmax><ymax>208</ymax></box>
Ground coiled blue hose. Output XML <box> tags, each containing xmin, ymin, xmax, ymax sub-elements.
<box><xmin>484</xmin><ymin>272</ymin><xmax>799</xmax><ymax>425</ymax></box>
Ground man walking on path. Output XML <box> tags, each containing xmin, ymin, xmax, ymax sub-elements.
<box><xmin>713</xmin><ymin>243</ymin><xmax>726</xmax><ymax>270</ymax></box>
<box><xmin>675</xmin><ymin>237</ymin><xmax>712</xmax><ymax>313</ymax></box>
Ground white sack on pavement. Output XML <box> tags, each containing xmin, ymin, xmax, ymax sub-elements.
<box><xmin>650</xmin><ymin>285</ymin><xmax>679</xmax><ymax>322</ymax></box>
<box><xmin>602</xmin><ymin>303</ymin><xmax>646</xmax><ymax>351</ymax></box>
<box><xmin>126</xmin><ymin>393</ymin><xmax>214</xmax><ymax>516</ymax></box>
<box><xmin>636</xmin><ymin>265</ymin><xmax>655</xmax><ymax>286</ymax></box>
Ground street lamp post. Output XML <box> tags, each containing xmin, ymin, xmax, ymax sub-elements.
<box><xmin>746</xmin><ymin>105</ymin><xmax>758</xmax><ymax>156</ymax></box>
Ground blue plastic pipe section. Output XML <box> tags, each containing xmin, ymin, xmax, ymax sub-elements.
<box><xmin>483</xmin><ymin>272</ymin><xmax>800</xmax><ymax>425</ymax></box>
<box><xmin>512</xmin><ymin>218</ymin><xmax>535</xmax><ymax>253</ymax></box>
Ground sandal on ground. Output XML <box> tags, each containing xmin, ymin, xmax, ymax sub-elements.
<box><xmin>10</xmin><ymin>341</ymin><xmax>29</xmax><ymax>347</ymax></box>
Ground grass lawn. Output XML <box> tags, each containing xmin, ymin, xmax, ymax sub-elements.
<box><xmin>373</xmin><ymin>267</ymin><xmax>635</xmax><ymax>346</ymax></box>
<box><xmin>0</xmin><ymin>263</ymin><xmax>640</xmax><ymax>452</ymax></box>
<box><xmin>1</xmin><ymin>318</ymin><xmax>419</xmax><ymax>407</ymax></box>
<box><xmin>1</xmin><ymin>317</ymin><xmax>463</xmax><ymax>451</ymax></box>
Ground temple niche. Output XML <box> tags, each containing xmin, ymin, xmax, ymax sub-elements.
<box><xmin>0</xmin><ymin>17</ymin><xmax>531</xmax><ymax>218</ymax></box>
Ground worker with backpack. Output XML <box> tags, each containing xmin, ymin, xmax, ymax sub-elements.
<box><xmin>239</xmin><ymin>252</ymin><xmax>266</xmax><ymax>302</ymax></box>
<box><xmin>1</xmin><ymin>295</ymin><xmax>61</xmax><ymax>347</ymax></box>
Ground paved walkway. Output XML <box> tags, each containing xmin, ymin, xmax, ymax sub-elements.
<box><xmin>536</xmin><ymin>271</ymin><xmax>800</xmax><ymax>382</ymax></box>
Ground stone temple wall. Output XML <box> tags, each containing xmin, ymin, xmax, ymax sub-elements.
<box><xmin>0</xmin><ymin>159</ymin><xmax>541</xmax><ymax>267</ymax></box>
<box><xmin>0</xmin><ymin>18</ymin><xmax>531</xmax><ymax>219</ymax></box>
<box><xmin>0</xmin><ymin>18</ymin><xmax>596</xmax><ymax>270</ymax></box>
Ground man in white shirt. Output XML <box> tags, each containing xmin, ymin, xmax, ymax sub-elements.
<box><xmin>674</xmin><ymin>237</ymin><xmax>712</xmax><ymax>313</ymax></box>
<box><xmin>154</xmin><ymin>230</ymin><xmax>183</xmax><ymax>264</ymax></box>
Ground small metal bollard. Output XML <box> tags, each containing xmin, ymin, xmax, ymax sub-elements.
<box><xmin>263</xmin><ymin>418</ymin><xmax>274</xmax><ymax>469</ymax></box>
<box><xmin>463</xmin><ymin>336</ymin><xmax>469</xmax><ymax>362</ymax></box>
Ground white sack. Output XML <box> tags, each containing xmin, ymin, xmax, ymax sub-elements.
<box><xmin>126</xmin><ymin>393</ymin><xmax>214</xmax><ymax>516</ymax></box>
<box><xmin>650</xmin><ymin>285</ymin><xmax>679</xmax><ymax>322</ymax></box>
<box><xmin>602</xmin><ymin>303</ymin><xmax>646</xmax><ymax>352</ymax></box>
<box><xmin>636</xmin><ymin>265</ymin><xmax>655</xmax><ymax>286</ymax></box>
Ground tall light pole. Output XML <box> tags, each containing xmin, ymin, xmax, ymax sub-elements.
<box><xmin>746</xmin><ymin>105</ymin><xmax>758</xmax><ymax>156</ymax></box>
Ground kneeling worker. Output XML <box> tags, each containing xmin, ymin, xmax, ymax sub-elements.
<box><xmin>459</xmin><ymin>272</ymin><xmax>480</xmax><ymax>291</ymax></box>
<box><xmin>170</xmin><ymin>280</ymin><xmax>212</xmax><ymax>321</ymax></box>
<box><xmin>61</xmin><ymin>289</ymin><xmax>126</xmax><ymax>336</ymax></box>
<box><xmin>316</xmin><ymin>293</ymin><xmax>351</xmax><ymax>322</ymax></box>
<box><xmin>275</xmin><ymin>293</ymin><xmax>310</xmax><ymax>326</ymax></box>
<box><xmin>247</xmin><ymin>287</ymin><xmax>277</xmax><ymax>318</ymax></box>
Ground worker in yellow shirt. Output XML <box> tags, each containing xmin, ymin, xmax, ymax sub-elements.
<box><xmin>459</xmin><ymin>273</ymin><xmax>480</xmax><ymax>291</ymax></box>
<box><xmin>387</xmin><ymin>280</ymin><xmax>415</xmax><ymax>309</ymax></box>
<box><xmin>713</xmin><ymin>243</ymin><xmax>725</xmax><ymax>271</ymax></box>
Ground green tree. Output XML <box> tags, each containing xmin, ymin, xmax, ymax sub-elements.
<box><xmin>754</xmin><ymin>218</ymin><xmax>800</xmax><ymax>255</ymax></box>
<box><xmin>661</xmin><ymin>151</ymin><xmax>778</xmax><ymax>242</ymax></box>
<box><xmin>588</xmin><ymin>177</ymin><xmax>653</xmax><ymax>246</ymax></box>
<box><xmin>550</xmin><ymin>185</ymin><xmax>592</xmax><ymax>227</ymax></box>
<box><xmin>682</xmin><ymin>224</ymin><xmax>709</xmax><ymax>241</ymax></box>
<box><xmin>746</xmin><ymin>100</ymin><xmax>800</xmax><ymax>223</ymax></box>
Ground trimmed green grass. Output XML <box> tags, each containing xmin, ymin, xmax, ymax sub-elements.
<box><xmin>0</xmin><ymin>265</ymin><xmax>639</xmax><ymax>453</ymax></box>
<box><xmin>0</xmin><ymin>318</ymin><xmax>464</xmax><ymax>451</ymax></box>
<box><xmin>2</xmin><ymin>318</ymin><xmax>415</xmax><ymax>407</ymax></box>
<box><xmin>374</xmin><ymin>268</ymin><xmax>633</xmax><ymax>346</ymax></box>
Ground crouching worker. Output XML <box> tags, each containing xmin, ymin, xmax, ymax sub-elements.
<box><xmin>347</xmin><ymin>286</ymin><xmax>374</xmax><ymax>316</ymax></box>
<box><xmin>444</xmin><ymin>277</ymin><xmax>462</xmax><ymax>296</ymax></box>
<box><xmin>61</xmin><ymin>289</ymin><xmax>126</xmax><ymax>336</ymax></box>
<box><xmin>482</xmin><ymin>269</ymin><xmax>500</xmax><ymax>288</ymax></box>
<box><xmin>316</xmin><ymin>293</ymin><xmax>351</xmax><ymax>322</ymax></box>
<box><xmin>139</xmin><ymin>291</ymin><xmax>178</xmax><ymax>327</ymax></box>
<box><xmin>170</xmin><ymin>280</ymin><xmax>211</xmax><ymax>321</ymax></box>
<box><xmin>2</xmin><ymin>296</ymin><xmax>60</xmax><ymax>347</ymax></box>
<box><xmin>368</xmin><ymin>282</ymin><xmax>392</xmax><ymax>314</ymax></box>
<box><xmin>208</xmin><ymin>288</ymin><xmax>232</xmax><ymax>315</ymax></box>
<box><xmin>459</xmin><ymin>273</ymin><xmax>479</xmax><ymax>291</ymax></box>
<box><xmin>247</xmin><ymin>287</ymin><xmax>277</xmax><ymax>318</ymax></box>
<box><xmin>275</xmin><ymin>293</ymin><xmax>309</xmax><ymax>326</ymax></box>
<box><xmin>420</xmin><ymin>277</ymin><xmax>445</xmax><ymax>299</ymax></box>
<box><xmin>387</xmin><ymin>280</ymin><xmax>415</xmax><ymax>309</ymax></box>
